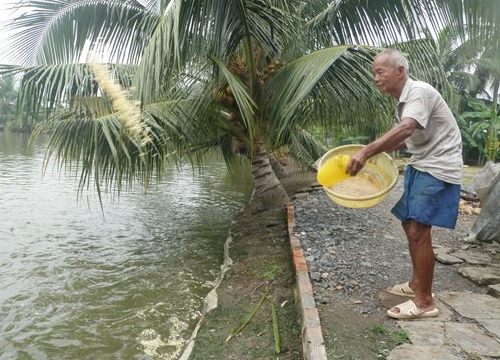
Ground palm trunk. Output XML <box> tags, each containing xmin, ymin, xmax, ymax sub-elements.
<box><xmin>493</xmin><ymin>78</ymin><xmax>499</xmax><ymax>107</ymax></box>
<box><xmin>269</xmin><ymin>154</ymin><xmax>289</xmax><ymax>179</ymax></box>
<box><xmin>251</xmin><ymin>140</ymin><xmax>289</xmax><ymax>209</ymax></box>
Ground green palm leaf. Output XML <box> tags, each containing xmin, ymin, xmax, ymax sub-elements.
<box><xmin>306</xmin><ymin>0</ymin><xmax>427</xmax><ymax>45</ymax></box>
<box><xmin>286</xmin><ymin>127</ymin><xmax>328</xmax><ymax>164</ymax></box>
<box><xmin>211</xmin><ymin>57</ymin><xmax>256</xmax><ymax>142</ymax></box>
<box><xmin>136</xmin><ymin>0</ymin><xmax>292</xmax><ymax>101</ymax></box>
<box><xmin>307</xmin><ymin>0</ymin><xmax>500</xmax><ymax>47</ymax></box>
<box><xmin>3</xmin><ymin>63</ymin><xmax>136</xmax><ymax>121</ymax></box>
<box><xmin>5</xmin><ymin>0</ymin><xmax>159</xmax><ymax>65</ymax></box>
<box><xmin>263</xmin><ymin>45</ymin><xmax>386</xmax><ymax>143</ymax></box>
<box><xmin>31</xmin><ymin>93</ymin><xmax>195</xmax><ymax>197</ymax></box>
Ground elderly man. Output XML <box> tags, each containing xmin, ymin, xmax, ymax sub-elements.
<box><xmin>346</xmin><ymin>49</ymin><xmax>462</xmax><ymax>319</ymax></box>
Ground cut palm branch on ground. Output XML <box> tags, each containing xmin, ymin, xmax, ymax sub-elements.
<box><xmin>270</xmin><ymin>299</ymin><xmax>281</xmax><ymax>354</ymax></box>
<box><xmin>226</xmin><ymin>288</ymin><xmax>270</xmax><ymax>342</ymax></box>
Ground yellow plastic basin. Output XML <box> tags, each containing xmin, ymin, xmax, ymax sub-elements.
<box><xmin>317</xmin><ymin>144</ymin><xmax>399</xmax><ymax>208</ymax></box>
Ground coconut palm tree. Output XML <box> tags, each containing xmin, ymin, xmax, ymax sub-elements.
<box><xmin>1</xmin><ymin>0</ymin><xmax>499</xmax><ymax>208</ymax></box>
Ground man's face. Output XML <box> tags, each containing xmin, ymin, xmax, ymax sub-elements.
<box><xmin>371</xmin><ymin>55</ymin><xmax>406</xmax><ymax>95</ymax></box>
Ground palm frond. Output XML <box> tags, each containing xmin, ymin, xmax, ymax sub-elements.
<box><xmin>211</xmin><ymin>57</ymin><xmax>256</xmax><ymax>142</ymax></box>
<box><xmin>10</xmin><ymin>63</ymin><xmax>136</xmax><ymax>121</ymax></box>
<box><xmin>69</xmin><ymin>95</ymin><xmax>113</xmax><ymax>119</ymax></box>
<box><xmin>285</xmin><ymin>127</ymin><xmax>328</xmax><ymax>165</ymax></box>
<box><xmin>4</xmin><ymin>0</ymin><xmax>160</xmax><ymax>66</ymax></box>
<box><xmin>263</xmin><ymin>45</ymin><xmax>387</xmax><ymax>144</ymax></box>
<box><xmin>264</xmin><ymin>41</ymin><xmax>452</xmax><ymax>145</ymax></box>
<box><xmin>306</xmin><ymin>0</ymin><xmax>426</xmax><ymax>46</ymax></box>
<box><xmin>141</xmin><ymin>0</ymin><xmax>160</xmax><ymax>12</ymax></box>
<box><xmin>33</xmin><ymin>95</ymin><xmax>194</xmax><ymax>199</ymax></box>
<box><xmin>136</xmin><ymin>0</ymin><xmax>293</xmax><ymax>101</ymax></box>
<box><xmin>306</xmin><ymin>0</ymin><xmax>500</xmax><ymax>47</ymax></box>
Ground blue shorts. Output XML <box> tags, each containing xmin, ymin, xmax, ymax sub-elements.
<box><xmin>391</xmin><ymin>166</ymin><xmax>461</xmax><ymax>229</ymax></box>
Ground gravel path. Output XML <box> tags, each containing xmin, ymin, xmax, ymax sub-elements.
<box><xmin>293</xmin><ymin>179</ymin><xmax>484</xmax><ymax>317</ymax></box>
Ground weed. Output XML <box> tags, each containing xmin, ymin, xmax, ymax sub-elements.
<box><xmin>262</xmin><ymin>264</ymin><xmax>281</xmax><ymax>281</ymax></box>
<box><xmin>392</xmin><ymin>329</ymin><xmax>410</xmax><ymax>345</ymax></box>
<box><xmin>371</xmin><ymin>323</ymin><xmax>386</xmax><ymax>335</ymax></box>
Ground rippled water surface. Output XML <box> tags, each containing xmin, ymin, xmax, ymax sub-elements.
<box><xmin>0</xmin><ymin>132</ymin><xmax>252</xmax><ymax>359</ymax></box>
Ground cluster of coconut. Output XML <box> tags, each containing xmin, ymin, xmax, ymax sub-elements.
<box><xmin>257</xmin><ymin>58</ymin><xmax>284</xmax><ymax>86</ymax></box>
<box><xmin>459</xmin><ymin>199</ymin><xmax>481</xmax><ymax>215</ymax></box>
<box><xmin>213</xmin><ymin>85</ymin><xmax>235</xmax><ymax>108</ymax></box>
<box><xmin>212</xmin><ymin>55</ymin><xmax>246</xmax><ymax>108</ymax></box>
<box><xmin>213</xmin><ymin>57</ymin><xmax>285</xmax><ymax>108</ymax></box>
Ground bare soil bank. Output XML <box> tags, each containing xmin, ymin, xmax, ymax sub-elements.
<box><xmin>190</xmin><ymin>169</ymin><xmax>316</xmax><ymax>359</ymax></box>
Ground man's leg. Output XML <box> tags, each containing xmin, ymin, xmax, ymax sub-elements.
<box><xmin>402</xmin><ymin>221</ymin><xmax>417</xmax><ymax>288</ymax></box>
<box><xmin>392</xmin><ymin>220</ymin><xmax>435</xmax><ymax>313</ymax></box>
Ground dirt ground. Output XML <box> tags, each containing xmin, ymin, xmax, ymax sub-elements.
<box><xmin>189</xmin><ymin>167</ymin><xmax>315</xmax><ymax>360</ymax></box>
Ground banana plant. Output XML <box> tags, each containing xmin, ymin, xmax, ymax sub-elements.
<box><xmin>458</xmin><ymin>98</ymin><xmax>499</xmax><ymax>162</ymax></box>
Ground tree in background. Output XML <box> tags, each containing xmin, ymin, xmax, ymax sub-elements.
<box><xmin>432</xmin><ymin>24</ymin><xmax>499</xmax><ymax>164</ymax></box>
<box><xmin>456</xmin><ymin>99</ymin><xmax>499</xmax><ymax>163</ymax></box>
<box><xmin>1</xmin><ymin>0</ymin><xmax>499</xmax><ymax>207</ymax></box>
<box><xmin>0</xmin><ymin>75</ymin><xmax>17</xmax><ymax>127</ymax></box>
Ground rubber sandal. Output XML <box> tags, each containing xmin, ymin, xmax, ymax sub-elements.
<box><xmin>386</xmin><ymin>282</ymin><xmax>435</xmax><ymax>298</ymax></box>
<box><xmin>386</xmin><ymin>281</ymin><xmax>415</xmax><ymax>297</ymax></box>
<box><xmin>387</xmin><ymin>299</ymin><xmax>440</xmax><ymax>319</ymax></box>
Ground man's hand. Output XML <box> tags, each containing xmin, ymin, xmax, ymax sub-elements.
<box><xmin>345</xmin><ymin>118</ymin><xmax>417</xmax><ymax>176</ymax></box>
<box><xmin>346</xmin><ymin>151</ymin><xmax>367</xmax><ymax>176</ymax></box>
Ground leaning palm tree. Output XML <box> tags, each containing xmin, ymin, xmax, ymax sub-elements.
<box><xmin>2</xmin><ymin>0</ymin><xmax>499</xmax><ymax>208</ymax></box>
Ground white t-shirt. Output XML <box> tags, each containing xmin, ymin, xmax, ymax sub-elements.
<box><xmin>395</xmin><ymin>79</ymin><xmax>463</xmax><ymax>184</ymax></box>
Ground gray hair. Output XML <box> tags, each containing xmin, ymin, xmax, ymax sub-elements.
<box><xmin>375</xmin><ymin>49</ymin><xmax>409</xmax><ymax>74</ymax></box>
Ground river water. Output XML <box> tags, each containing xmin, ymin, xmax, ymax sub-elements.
<box><xmin>0</xmin><ymin>132</ymin><xmax>252</xmax><ymax>360</ymax></box>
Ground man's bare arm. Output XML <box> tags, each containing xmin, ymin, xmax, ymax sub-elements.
<box><xmin>394</xmin><ymin>140</ymin><xmax>408</xmax><ymax>150</ymax></box>
<box><xmin>346</xmin><ymin>118</ymin><xmax>417</xmax><ymax>175</ymax></box>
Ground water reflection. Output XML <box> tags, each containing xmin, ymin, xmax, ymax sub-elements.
<box><xmin>0</xmin><ymin>131</ymin><xmax>252</xmax><ymax>359</ymax></box>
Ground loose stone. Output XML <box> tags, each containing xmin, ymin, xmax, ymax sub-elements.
<box><xmin>436</xmin><ymin>253</ymin><xmax>464</xmax><ymax>265</ymax></box>
<box><xmin>458</xmin><ymin>267</ymin><xmax>500</xmax><ymax>285</ymax></box>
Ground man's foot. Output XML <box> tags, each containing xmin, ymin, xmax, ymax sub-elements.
<box><xmin>386</xmin><ymin>281</ymin><xmax>435</xmax><ymax>298</ymax></box>
<box><xmin>386</xmin><ymin>281</ymin><xmax>415</xmax><ymax>297</ymax></box>
<box><xmin>387</xmin><ymin>299</ymin><xmax>439</xmax><ymax>319</ymax></box>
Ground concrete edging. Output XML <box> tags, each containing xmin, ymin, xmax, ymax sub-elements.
<box><xmin>286</xmin><ymin>203</ymin><xmax>327</xmax><ymax>360</ymax></box>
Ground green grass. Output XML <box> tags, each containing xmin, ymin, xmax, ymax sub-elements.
<box><xmin>392</xmin><ymin>329</ymin><xmax>410</xmax><ymax>345</ymax></box>
<box><xmin>261</xmin><ymin>264</ymin><xmax>281</xmax><ymax>281</ymax></box>
<box><xmin>371</xmin><ymin>323</ymin><xmax>410</xmax><ymax>359</ymax></box>
<box><xmin>371</xmin><ymin>323</ymin><xmax>386</xmax><ymax>335</ymax></box>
